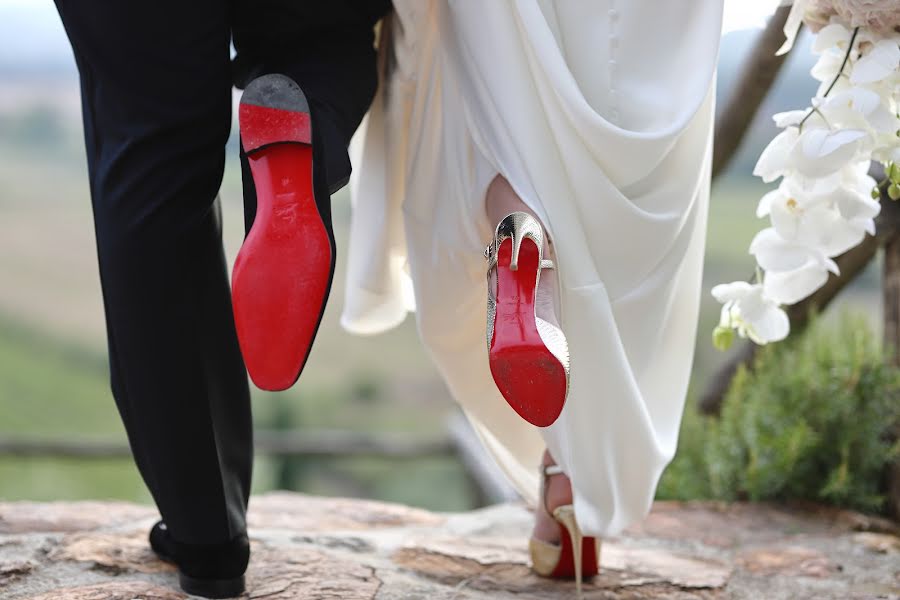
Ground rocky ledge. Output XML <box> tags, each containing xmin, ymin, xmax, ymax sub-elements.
<box><xmin>0</xmin><ymin>492</ymin><xmax>898</xmax><ymax>599</ymax></box>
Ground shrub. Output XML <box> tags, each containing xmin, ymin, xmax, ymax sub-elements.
<box><xmin>658</xmin><ymin>312</ymin><xmax>900</xmax><ymax>515</ymax></box>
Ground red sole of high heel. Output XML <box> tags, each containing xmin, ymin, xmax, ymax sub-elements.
<box><xmin>233</xmin><ymin>101</ymin><xmax>332</xmax><ymax>391</ymax></box>
<box><xmin>551</xmin><ymin>526</ymin><xmax>599</xmax><ymax>579</ymax></box>
<box><xmin>488</xmin><ymin>238</ymin><xmax>567</xmax><ymax>427</ymax></box>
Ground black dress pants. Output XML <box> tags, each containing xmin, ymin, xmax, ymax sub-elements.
<box><xmin>53</xmin><ymin>0</ymin><xmax>390</xmax><ymax>545</ymax></box>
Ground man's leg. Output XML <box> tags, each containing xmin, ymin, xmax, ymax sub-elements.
<box><xmin>53</xmin><ymin>0</ymin><xmax>252</xmax><ymax>547</ymax></box>
<box><xmin>232</xmin><ymin>1</ymin><xmax>391</xmax><ymax>196</ymax></box>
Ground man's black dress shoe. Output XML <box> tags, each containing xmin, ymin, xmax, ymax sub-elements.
<box><xmin>149</xmin><ymin>520</ymin><xmax>249</xmax><ymax>598</ymax></box>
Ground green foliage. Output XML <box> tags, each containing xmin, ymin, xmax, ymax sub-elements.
<box><xmin>659</xmin><ymin>312</ymin><xmax>900</xmax><ymax>515</ymax></box>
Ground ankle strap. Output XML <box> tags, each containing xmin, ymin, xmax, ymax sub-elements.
<box><xmin>539</xmin><ymin>463</ymin><xmax>565</xmax><ymax>515</ymax></box>
<box><xmin>542</xmin><ymin>464</ymin><xmax>564</xmax><ymax>477</ymax></box>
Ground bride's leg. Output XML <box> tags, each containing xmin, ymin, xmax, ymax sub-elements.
<box><xmin>534</xmin><ymin>449</ymin><xmax>572</xmax><ymax>544</ymax></box>
<box><xmin>485</xmin><ymin>176</ymin><xmax>571</xmax><ymax>544</ymax></box>
<box><xmin>485</xmin><ymin>175</ymin><xmax>542</xmax><ymax>233</ymax></box>
<box><xmin>485</xmin><ymin>176</ymin><xmax>569</xmax><ymax>541</ymax></box>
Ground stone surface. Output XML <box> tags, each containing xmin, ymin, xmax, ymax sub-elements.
<box><xmin>247</xmin><ymin>548</ymin><xmax>380</xmax><ymax>599</ymax></box>
<box><xmin>247</xmin><ymin>492</ymin><xmax>443</xmax><ymax>533</ymax></box>
<box><xmin>0</xmin><ymin>500</ymin><xmax>153</xmax><ymax>534</ymax></box>
<box><xmin>737</xmin><ymin>545</ymin><xmax>837</xmax><ymax>578</ymax></box>
<box><xmin>0</xmin><ymin>560</ymin><xmax>35</xmax><ymax>586</ymax></box>
<box><xmin>23</xmin><ymin>581</ymin><xmax>187</xmax><ymax>600</ymax></box>
<box><xmin>0</xmin><ymin>492</ymin><xmax>897</xmax><ymax>599</ymax></box>
<box><xmin>48</xmin><ymin>530</ymin><xmax>175</xmax><ymax>575</ymax></box>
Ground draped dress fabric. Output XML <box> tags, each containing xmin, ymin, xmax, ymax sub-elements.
<box><xmin>342</xmin><ymin>0</ymin><xmax>725</xmax><ymax>537</ymax></box>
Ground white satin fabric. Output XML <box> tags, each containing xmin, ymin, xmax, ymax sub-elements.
<box><xmin>342</xmin><ymin>0</ymin><xmax>724</xmax><ymax>537</ymax></box>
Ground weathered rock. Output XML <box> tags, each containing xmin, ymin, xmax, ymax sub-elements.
<box><xmin>247</xmin><ymin>548</ymin><xmax>380</xmax><ymax>600</ymax></box>
<box><xmin>853</xmin><ymin>531</ymin><xmax>900</xmax><ymax>554</ymax></box>
<box><xmin>602</xmin><ymin>545</ymin><xmax>731</xmax><ymax>588</ymax></box>
<box><xmin>23</xmin><ymin>581</ymin><xmax>186</xmax><ymax>600</ymax></box>
<box><xmin>248</xmin><ymin>492</ymin><xmax>443</xmax><ymax>532</ymax></box>
<box><xmin>738</xmin><ymin>545</ymin><xmax>838</xmax><ymax>577</ymax></box>
<box><xmin>0</xmin><ymin>501</ymin><xmax>154</xmax><ymax>534</ymax></box>
<box><xmin>0</xmin><ymin>560</ymin><xmax>35</xmax><ymax>586</ymax></box>
<box><xmin>48</xmin><ymin>530</ymin><xmax>174</xmax><ymax>574</ymax></box>
<box><xmin>0</xmin><ymin>492</ymin><xmax>897</xmax><ymax>599</ymax></box>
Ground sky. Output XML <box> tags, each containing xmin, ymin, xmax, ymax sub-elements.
<box><xmin>723</xmin><ymin>0</ymin><xmax>783</xmax><ymax>34</ymax></box>
<box><xmin>0</xmin><ymin>0</ymin><xmax>73</xmax><ymax>72</ymax></box>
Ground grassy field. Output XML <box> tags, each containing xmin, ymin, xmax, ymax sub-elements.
<box><xmin>0</xmin><ymin>120</ymin><xmax>882</xmax><ymax>511</ymax></box>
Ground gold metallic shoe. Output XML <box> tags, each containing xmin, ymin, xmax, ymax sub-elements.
<box><xmin>529</xmin><ymin>463</ymin><xmax>600</xmax><ymax>598</ymax></box>
<box><xmin>485</xmin><ymin>211</ymin><xmax>569</xmax><ymax>427</ymax></box>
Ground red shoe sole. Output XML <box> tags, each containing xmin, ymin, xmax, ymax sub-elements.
<box><xmin>233</xmin><ymin>94</ymin><xmax>332</xmax><ymax>391</ymax></box>
<box><xmin>551</xmin><ymin>525</ymin><xmax>599</xmax><ymax>579</ymax></box>
<box><xmin>488</xmin><ymin>238</ymin><xmax>567</xmax><ymax>427</ymax></box>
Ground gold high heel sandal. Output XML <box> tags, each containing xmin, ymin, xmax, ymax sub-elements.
<box><xmin>485</xmin><ymin>211</ymin><xmax>570</xmax><ymax>427</ymax></box>
<box><xmin>529</xmin><ymin>463</ymin><xmax>600</xmax><ymax>597</ymax></box>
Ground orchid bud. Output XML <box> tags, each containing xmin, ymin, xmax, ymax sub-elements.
<box><xmin>713</xmin><ymin>326</ymin><xmax>734</xmax><ymax>352</ymax></box>
<box><xmin>889</xmin><ymin>183</ymin><xmax>900</xmax><ymax>201</ymax></box>
<box><xmin>889</xmin><ymin>163</ymin><xmax>900</xmax><ymax>184</ymax></box>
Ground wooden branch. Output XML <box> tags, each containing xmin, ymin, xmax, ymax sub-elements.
<box><xmin>0</xmin><ymin>430</ymin><xmax>454</xmax><ymax>460</ymax></box>
<box><xmin>712</xmin><ymin>5</ymin><xmax>793</xmax><ymax>179</ymax></box>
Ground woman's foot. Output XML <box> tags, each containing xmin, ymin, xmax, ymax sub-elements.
<box><xmin>533</xmin><ymin>449</ymin><xmax>572</xmax><ymax>544</ymax></box>
<box><xmin>484</xmin><ymin>176</ymin><xmax>569</xmax><ymax>426</ymax></box>
<box><xmin>529</xmin><ymin>450</ymin><xmax>601</xmax><ymax>595</ymax></box>
<box><xmin>485</xmin><ymin>176</ymin><xmax>560</xmax><ymax>330</ymax></box>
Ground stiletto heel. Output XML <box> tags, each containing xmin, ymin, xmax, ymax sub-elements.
<box><xmin>554</xmin><ymin>505</ymin><xmax>584</xmax><ymax>597</ymax></box>
<box><xmin>529</xmin><ymin>464</ymin><xmax>600</xmax><ymax>599</ymax></box>
<box><xmin>485</xmin><ymin>212</ymin><xmax>569</xmax><ymax>427</ymax></box>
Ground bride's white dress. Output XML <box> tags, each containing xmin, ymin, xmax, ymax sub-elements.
<box><xmin>342</xmin><ymin>0</ymin><xmax>724</xmax><ymax>537</ymax></box>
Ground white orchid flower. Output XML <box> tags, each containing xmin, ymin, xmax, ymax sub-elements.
<box><xmin>812</xmin><ymin>23</ymin><xmax>853</xmax><ymax>53</ymax></box>
<box><xmin>773</xmin><ymin>109</ymin><xmax>814</xmax><ymax>129</ymax></box>
<box><xmin>756</xmin><ymin>178</ymin><xmax>829</xmax><ymax>239</ymax></box>
<box><xmin>793</xmin><ymin>128</ymin><xmax>868</xmax><ymax>177</ymax></box>
<box><xmin>754</xmin><ymin>127</ymin><xmax>801</xmax><ymax>182</ymax></box>
<box><xmin>749</xmin><ymin>227</ymin><xmax>840</xmax><ymax>275</ymax></box>
<box><xmin>797</xmin><ymin>202</ymin><xmax>869</xmax><ymax>255</ymax></box>
<box><xmin>763</xmin><ymin>261</ymin><xmax>831</xmax><ymax>305</ymax></box>
<box><xmin>712</xmin><ymin>282</ymin><xmax>790</xmax><ymax>345</ymax></box>
<box><xmin>715</xmin><ymin>5</ymin><xmax>898</xmax><ymax>350</ymax></box>
<box><xmin>850</xmin><ymin>39</ymin><xmax>900</xmax><ymax>85</ymax></box>
<box><xmin>777</xmin><ymin>0</ymin><xmax>809</xmax><ymax>56</ymax></box>
<box><xmin>811</xmin><ymin>49</ymin><xmax>847</xmax><ymax>86</ymax></box>
<box><xmin>754</xmin><ymin>126</ymin><xmax>868</xmax><ymax>182</ymax></box>
<box><xmin>886</xmin><ymin>145</ymin><xmax>900</xmax><ymax>166</ymax></box>
<box><xmin>821</xmin><ymin>87</ymin><xmax>899</xmax><ymax>135</ymax></box>
<box><xmin>832</xmin><ymin>162</ymin><xmax>881</xmax><ymax>221</ymax></box>
<box><xmin>819</xmin><ymin>86</ymin><xmax>900</xmax><ymax>143</ymax></box>
<box><xmin>758</xmin><ymin>170</ymin><xmax>876</xmax><ymax>253</ymax></box>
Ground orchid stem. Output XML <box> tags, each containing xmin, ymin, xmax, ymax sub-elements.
<box><xmin>798</xmin><ymin>27</ymin><xmax>860</xmax><ymax>132</ymax></box>
<box><xmin>823</xmin><ymin>27</ymin><xmax>859</xmax><ymax>97</ymax></box>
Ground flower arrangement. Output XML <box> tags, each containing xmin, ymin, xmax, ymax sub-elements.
<box><xmin>713</xmin><ymin>0</ymin><xmax>900</xmax><ymax>350</ymax></box>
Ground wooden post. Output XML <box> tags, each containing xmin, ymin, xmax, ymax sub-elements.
<box><xmin>712</xmin><ymin>5</ymin><xmax>792</xmax><ymax>178</ymax></box>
